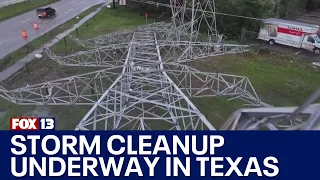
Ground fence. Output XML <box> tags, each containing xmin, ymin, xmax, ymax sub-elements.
<box><xmin>240</xmin><ymin>29</ymin><xmax>320</xmax><ymax>59</ymax></box>
<box><xmin>0</xmin><ymin>0</ymin><xmax>26</xmax><ymax>8</ymax></box>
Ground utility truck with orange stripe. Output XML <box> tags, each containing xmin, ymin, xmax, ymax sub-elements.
<box><xmin>258</xmin><ymin>18</ymin><xmax>320</xmax><ymax>55</ymax></box>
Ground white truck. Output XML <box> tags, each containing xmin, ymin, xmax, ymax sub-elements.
<box><xmin>258</xmin><ymin>18</ymin><xmax>320</xmax><ymax>55</ymax></box>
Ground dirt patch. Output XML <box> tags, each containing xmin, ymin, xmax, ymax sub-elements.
<box><xmin>24</xmin><ymin>106</ymin><xmax>51</xmax><ymax>117</ymax></box>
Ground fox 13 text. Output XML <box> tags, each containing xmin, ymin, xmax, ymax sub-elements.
<box><xmin>10</xmin><ymin>134</ymin><xmax>279</xmax><ymax>177</ymax></box>
<box><xmin>10</xmin><ymin>117</ymin><xmax>55</xmax><ymax>130</ymax></box>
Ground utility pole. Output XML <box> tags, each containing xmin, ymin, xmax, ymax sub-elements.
<box><xmin>190</xmin><ymin>0</ymin><xmax>195</xmax><ymax>42</ymax></box>
<box><xmin>112</xmin><ymin>0</ymin><xmax>116</xmax><ymax>9</ymax></box>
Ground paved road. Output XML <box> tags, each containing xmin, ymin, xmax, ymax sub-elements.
<box><xmin>0</xmin><ymin>0</ymin><xmax>14</xmax><ymax>2</ymax></box>
<box><xmin>0</xmin><ymin>0</ymin><xmax>107</xmax><ymax>60</ymax></box>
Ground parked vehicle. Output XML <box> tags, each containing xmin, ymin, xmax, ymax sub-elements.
<box><xmin>258</xmin><ymin>18</ymin><xmax>320</xmax><ymax>55</ymax></box>
<box><xmin>36</xmin><ymin>7</ymin><xmax>56</xmax><ymax>19</ymax></box>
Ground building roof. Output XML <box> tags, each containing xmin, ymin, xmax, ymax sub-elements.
<box><xmin>264</xmin><ymin>18</ymin><xmax>319</xmax><ymax>28</ymax></box>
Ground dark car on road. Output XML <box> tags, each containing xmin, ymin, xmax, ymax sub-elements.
<box><xmin>36</xmin><ymin>7</ymin><xmax>56</xmax><ymax>18</ymax></box>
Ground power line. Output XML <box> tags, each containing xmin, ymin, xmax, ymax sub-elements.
<box><xmin>131</xmin><ymin>0</ymin><xmax>265</xmax><ymax>21</ymax></box>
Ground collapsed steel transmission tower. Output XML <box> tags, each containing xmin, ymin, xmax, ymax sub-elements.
<box><xmin>0</xmin><ymin>0</ymin><xmax>319</xmax><ymax>130</ymax></box>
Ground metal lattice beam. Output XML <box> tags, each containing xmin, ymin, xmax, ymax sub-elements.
<box><xmin>159</xmin><ymin>41</ymin><xmax>249</xmax><ymax>63</ymax></box>
<box><xmin>0</xmin><ymin>68</ymin><xmax>121</xmax><ymax>105</ymax></box>
<box><xmin>75</xmin><ymin>30</ymin><xmax>215</xmax><ymax>130</ymax></box>
<box><xmin>44</xmin><ymin>45</ymin><xmax>127</xmax><ymax>67</ymax></box>
<box><xmin>67</xmin><ymin>30</ymin><xmax>134</xmax><ymax>48</ymax></box>
<box><xmin>221</xmin><ymin>88</ymin><xmax>320</xmax><ymax>130</ymax></box>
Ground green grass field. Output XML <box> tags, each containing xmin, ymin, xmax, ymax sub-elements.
<box><xmin>51</xmin><ymin>5</ymin><xmax>154</xmax><ymax>52</ymax></box>
<box><xmin>0</xmin><ymin>0</ymin><xmax>59</xmax><ymax>22</ymax></box>
<box><xmin>190</xmin><ymin>52</ymin><xmax>320</xmax><ymax>127</ymax></box>
<box><xmin>0</xmin><ymin>5</ymin><xmax>319</xmax><ymax>130</ymax></box>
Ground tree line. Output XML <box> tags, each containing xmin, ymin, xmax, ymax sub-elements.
<box><xmin>124</xmin><ymin>0</ymin><xmax>320</xmax><ymax>38</ymax></box>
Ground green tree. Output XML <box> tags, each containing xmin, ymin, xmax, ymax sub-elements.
<box><xmin>215</xmin><ymin>0</ymin><xmax>270</xmax><ymax>38</ymax></box>
<box><xmin>127</xmin><ymin>0</ymin><xmax>274</xmax><ymax>37</ymax></box>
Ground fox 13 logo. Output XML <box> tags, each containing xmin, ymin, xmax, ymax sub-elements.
<box><xmin>10</xmin><ymin>117</ymin><xmax>55</xmax><ymax>130</ymax></box>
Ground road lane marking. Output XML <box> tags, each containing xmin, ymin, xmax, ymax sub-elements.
<box><xmin>21</xmin><ymin>18</ymin><xmax>31</xmax><ymax>23</ymax></box>
<box><xmin>42</xmin><ymin>19</ymin><xmax>51</xmax><ymax>23</ymax></box>
<box><xmin>295</xmin><ymin>51</ymin><xmax>301</xmax><ymax>55</ymax></box>
<box><xmin>65</xmin><ymin>8</ymin><xmax>73</xmax><ymax>14</ymax></box>
<box><xmin>71</xmin><ymin>0</ymin><xmax>76</xmax><ymax>3</ymax></box>
<box><xmin>0</xmin><ymin>38</ymin><xmax>12</xmax><ymax>45</ymax></box>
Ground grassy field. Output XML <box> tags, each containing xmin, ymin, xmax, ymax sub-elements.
<box><xmin>0</xmin><ymin>0</ymin><xmax>59</xmax><ymax>22</ymax></box>
<box><xmin>189</xmin><ymin>52</ymin><xmax>320</xmax><ymax>127</ymax></box>
<box><xmin>50</xmin><ymin>5</ymin><xmax>154</xmax><ymax>52</ymax></box>
<box><xmin>0</xmin><ymin>6</ymin><xmax>319</xmax><ymax>130</ymax></box>
<box><xmin>0</xmin><ymin>4</ymin><xmax>102</xmax><ymax>71</ymax></box>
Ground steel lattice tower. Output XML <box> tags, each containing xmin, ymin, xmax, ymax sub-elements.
<box><xmin>0</xmin><ymin>0</ymin><xmax>319</xmax><ymax>130</ymax></box>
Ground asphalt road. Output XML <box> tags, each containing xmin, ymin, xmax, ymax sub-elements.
<box><xmin>0</xmin><ymin>0</ymin><xmax>107</xmax><ymax>60</ymax></box>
